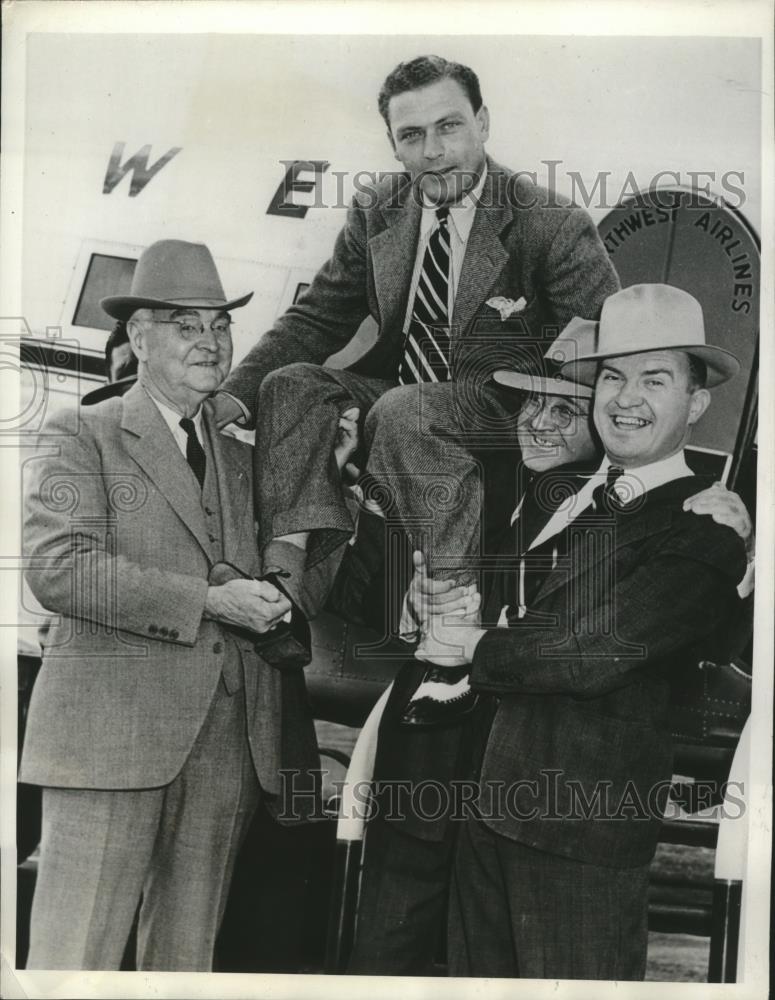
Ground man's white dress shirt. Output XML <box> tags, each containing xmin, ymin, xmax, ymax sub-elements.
<box><xmin>146</xmin><ymin>389</ymin><xmax>205</xmax><ymax>456</ymax></box>
<box><xmin>402</xmin><ymin>166</ymin><xmax>488</xmax><ymax>334</ymax></box>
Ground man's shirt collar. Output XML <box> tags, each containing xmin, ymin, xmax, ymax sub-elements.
<box><xmin>518</xmin><ymin>450</ymin><xmax>695</xmax><ymax>553</ymax></box>
<box><xmin>597</xmin><ymin>451</ymin><xmax>694</xmax><ymax>503</ymax></box>
<box><xmin>419</xmin><ymin>164</ymin><xmax>488</xmax><ymax>244</ymax></box>
<box><xmin>143</xmin><ymin>385</ymin><xmax>204</xmax><ymax>446</ymax></box>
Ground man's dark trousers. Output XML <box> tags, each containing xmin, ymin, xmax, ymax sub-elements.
<box><xmin>447</xmin><ymin>814</ymin><xmax>650</xmax><ymax>980</ymax></box>
<box><xmin>346</xmin><ymin>659</ymin><xmax>477</xmax><ymax>975</ymax></box>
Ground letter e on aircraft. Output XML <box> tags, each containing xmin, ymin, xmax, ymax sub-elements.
<box><xmin>267</xmin><ymin>160</ymin><xmax>330</xmax><ymax>218</ymax></box>
<box><xmin>103</xmin><ymin>141</ymin><xmax>182</xmax><ymax>197</ymax></box>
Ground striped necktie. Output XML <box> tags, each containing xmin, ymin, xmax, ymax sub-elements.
<box><xmin>398</xmin><ymin>206</ymin><xmax>452</xmax><ymax>384</ymax></box>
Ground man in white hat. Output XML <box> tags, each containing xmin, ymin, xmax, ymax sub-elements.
<box><xmin>336</xmin><ymin>340</ymin><xmax>604</xmax><ymax>974</ymax></box>
<box><xmin>413</xmin><ymin>283</ymin><xmax>752</xmax><ymax>979</ymax></box>
<box><xmin>331</xmin><ymin>294</ymin><xmax>753</xmax><ymax>975</ymax></box>
<box><xmin>20</xmin><ymin>240</ymin><xmax>343</xmax><ymax>971</ymax></box>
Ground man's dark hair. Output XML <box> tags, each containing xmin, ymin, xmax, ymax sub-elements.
<box><xmin>104</xmin><ymin>320</ymin><xmax>137</xmax><ymax>381</ymax></box>
<box><xmin>686</xmin><ymin>353</ymin><xmax>708</xmax><ymax>391</ymax></box>
<box><xmin>378</xmin><ymin>55</ymin><xmax>483</xmax><ymax>128</ymax></box>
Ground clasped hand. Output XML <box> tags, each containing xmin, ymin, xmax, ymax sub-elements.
<box><xmin>408</xmin><ymin>550</ymin><xmax>482</xmax><ymax>667</ymax></box>
<box><xmin>205</xmin><ymin>578</ymin><xmax>291</xmax><ymax>634</ymax></box>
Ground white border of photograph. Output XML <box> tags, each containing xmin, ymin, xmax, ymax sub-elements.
<box><xmin>1</xmin><ymin>3</ymin><xmax>772</xmax><ymax>999</ymax></box>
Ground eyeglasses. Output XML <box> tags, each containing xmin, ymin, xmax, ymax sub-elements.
<box><xmin>154</xmin><ymin>316</ymin><xmax>232</xmax><ymax>340</ymax></box>
<box><xmin>520</xmin><ymin>394</ymin><xmax>588</xmax><ymax>430</ymax></box>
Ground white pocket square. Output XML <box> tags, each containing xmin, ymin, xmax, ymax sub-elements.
<box><xmin>486</xmin><ymin>296</ymin><xmax>527</xmax><ymax>320</ymax></box>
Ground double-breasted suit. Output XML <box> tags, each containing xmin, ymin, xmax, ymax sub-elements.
<box><xmin>221</xmin><ymin>159</ymin><xmax>621</xmax><ymax>569</ymax></box>
<box><xmin>21</xmin><ymin>383</ymin><xmax>321</xmax><ymax>969</ymax></box>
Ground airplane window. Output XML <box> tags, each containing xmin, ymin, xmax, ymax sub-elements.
<box><xmin>72</xmin><ymin>253</ymin><xmax>137</xmax><ymax>331</ymax></box>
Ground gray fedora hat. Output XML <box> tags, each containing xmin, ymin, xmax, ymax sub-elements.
<box><xmin>101</xmin><ymin>239</ymin><xmax>253</xmax><ymax>321</ymax></box>
<box><xmin>554</xmin><ymin>284</ymin><xmax>740</xmax><ymax>388</ymax></box>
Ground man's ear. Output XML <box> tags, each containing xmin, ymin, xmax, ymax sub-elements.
<box><xmin>688</xmin><ymin>387</ymin><xmax>711</xmax><ymax>425</ymax></box>
<box><xmin>477</xmin><ymin>104</ymin><xmax>490</xmax><ymax>143</ymax></box>
<box><xmin>126</xmin><ymin>318</ymin><xmax>148</xmax><ymax>363</ymax></box>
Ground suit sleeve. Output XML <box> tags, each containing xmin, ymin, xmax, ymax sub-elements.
<box><xmin>539</xmin><ymin>207</ymin><xmax>620</xmax><ymax>326</ymax></box>
<box><xmin>263</xmin><ymin>536</ymin><xmax>351</xmax><ymax>622</ymax></box>
<box><xmin>220</xmin><ymin>197</ymin><xmax>372</xmax><ymax>425</ymax></box>
<box><xmin>470</xmin><ymin>527</ymin><xmax>747</xmax><ymax>698</ymax></box>
<box><xmin>24</xmin><ymin>412</ymin><xmax>209</xmax><ymax>646</ymax></box>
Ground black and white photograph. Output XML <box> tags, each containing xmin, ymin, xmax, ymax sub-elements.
<box><xmin>1</xmin><ymin>1</ymin><xmax>772</xmax><ymax>997</ymax></box>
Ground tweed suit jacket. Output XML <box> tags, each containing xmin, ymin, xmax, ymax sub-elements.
<box><xmin>20</xmin><ymin>383</ymin><xmax>320</xmax><ymax>802</ymax></box>
<box><xmin>222</xmin><ymin>158</ymin><xmax>620</xmax><ymax>422</ymax></box>
<box><xmin>469</xmin><ymin>474</ymin><xmax>748</xmax><ymax>869</ymax></box>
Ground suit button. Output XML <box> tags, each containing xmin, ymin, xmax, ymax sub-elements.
<box><xmin>170</xmin><ymin>629</ymin><xmax>179</xmax><ymax>639</ymax></box>
<box><xmin>213</xmin><ymin>642</ymin><xmax>223</xmax><ymax>654</ymax></box>
<box><xmin>159</xmin><ymin>626</ymin><xmax>169</xmax><ymax>637</ymax></box>
<box><xmin>205</xmin><ymin>507</ymin><xmax>214</xmax><ymax>516</ymax></box>
<box><xmin>148</xmin><ymin>624</ymin><xmax>158</xmax><ymax>635</ymax></box>
<box><xmin>208</xmin><ymin>534</ymin><xmax>217</xmax><ymax>543</ymax></box>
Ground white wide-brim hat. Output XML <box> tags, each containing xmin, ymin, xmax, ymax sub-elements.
<box><xmin>493</xmin><ymin>319</ymin><xmax>595</xmax><ymax>399</ymax></box>
<box><xmin>553</xmin><ymin>284</ymin><xmax>740</xmax><ymax>388</ymax></box>
<box><xmin>102</xmin><ymin>239</ymin><xmax>253</xmax><ymax>321</ymax></box>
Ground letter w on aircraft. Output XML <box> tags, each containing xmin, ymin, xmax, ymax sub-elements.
<box><xmin>103</xmin><ymin>142</ymin><xmax>182</xmax><ymax>197</ymax></box>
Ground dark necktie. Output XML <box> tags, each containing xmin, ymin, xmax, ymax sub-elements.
<box><xmin>398</xmin><ymin>207</ymin><xmax>452</xmax><ymax>384</ymax></box>
<box><xmin>180</xmin><ymin>417</ymin><xmax>206</xmax><ymax>489</ymax></box>
<box><xmin>592</xmin><ymin>465</ymin><xmax>625</xmax><ymax>513</ymax></box>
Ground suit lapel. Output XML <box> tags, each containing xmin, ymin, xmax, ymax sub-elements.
<box><xmin>121</xmin><ymin>383</ymin><xmax>212</xmax><ymax>558</ymax></box>
<box><xmin>370</xmin><ymin>178</ymin><xmax>421</xmax><ymax>337</ymax></box>
<box><xmin>451</xmin><ymin>165</ymin><xmax>513</xmax><ymax>339</ymax></box>
<box><xmin>486</xmin><ymin>467</ymin><xmax>588</xmax><ymax>620</ymax></box>
<box><xmin>203</xmin><ymin>404</ymin><xmax>253</xmax><ymax>570</ymax></box>
<box><xmin>369</xmin><ymin>162</ymin><xmax>514</xmax><ymax>343</ymax></box>
<box><xmin>531</xmin><ymin>481</ymin><xmax>696</xmax><ymax>605</ymax></box>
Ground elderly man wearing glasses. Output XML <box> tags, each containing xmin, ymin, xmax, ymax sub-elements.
<box><xmin>20</xmin><ymin>240</ymin><xmax>343</xmax><ymax>972</ymax></box>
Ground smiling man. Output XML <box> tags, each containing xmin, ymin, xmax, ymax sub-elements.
<box><xmin>329</xmin><ymin>304</ymin><xmax>753</xmax><ymax>976</ymax></box>
<box><xmin>596</xmin><ymin>351</ymin><xmax>710</xmax><ymax>463</ymax></box>
<box><xmin>333</xmin><ymin>333</ymin><xmax>601</xmax><ymax>975</ymax></box>
<box><xmin>215</xmin><ymin>54</ymin><xmax>620</xmax><ymax>723</ymax></box>
<box><xmin>415</xmin><ymin>283</ymin><xmax>750</xmax><ymax>980</ymax></box>
<box><xmin>20</xmin><ymin>240</ymin><xmax>333</xmax><ymax>971</ymax></box>
<box><xmin>513</xmin><ymin>384</ymin><xmax>596</xmax><ymax>471</ymax></box>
